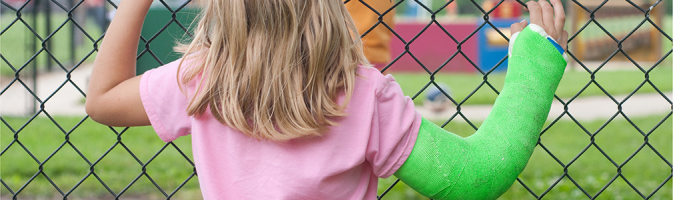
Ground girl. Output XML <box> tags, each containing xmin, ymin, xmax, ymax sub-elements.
<box><xmin>86</xmin><ymin>0</ymin><xmax>568</xmax><ymax>199</ymax></box>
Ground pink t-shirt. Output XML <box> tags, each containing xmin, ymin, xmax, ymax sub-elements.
<box><xmin>139</xmin><ymin>59</ymin><xmax>421</xmax><ymax>199</ymax></box>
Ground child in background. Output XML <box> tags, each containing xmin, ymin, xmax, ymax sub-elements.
<box><xmin>86</xmin><ymin>0</ymin><xmax>568</xmax><ymax>199</ymax></box>
<box><xmin>345</xmin><ymin>0</ymin><xmax>395</xmax><ymax>69</ymax></box>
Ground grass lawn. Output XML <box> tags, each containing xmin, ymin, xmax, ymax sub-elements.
<box><xmin>2</xmin><ymin>114</ymin><xmax>670</xmax><ymax>199</ymax></box>
<box><xmin>1</xmin><ymin>12</ymin><xmax>103</xmax><ymax>76</ymax></box>
<box><xmin>1</xmin><ymin>116</ymin><xmax>201</xmax><ymax>199</ymax></box>
<box><xmin>391</xmin><ymin>66</ymin><xmax>672</xmax><ymax>106</ymax></box>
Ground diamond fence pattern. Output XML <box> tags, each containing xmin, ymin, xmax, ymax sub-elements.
<box><xmin>0</xmin><ymin>0</ymin><xmax>671</xmax><ymax>199</ymax></box>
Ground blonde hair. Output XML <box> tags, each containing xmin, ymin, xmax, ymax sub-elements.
<box><xmin>176</xmin><ymin>0</ymin><xmax>370</xmax><ymax>141</ymax></box>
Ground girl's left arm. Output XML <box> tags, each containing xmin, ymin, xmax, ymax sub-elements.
<box><xmin>85</xmin><ymin>0</ymin><xmax>153</xmax><ymax>127</ymax></box>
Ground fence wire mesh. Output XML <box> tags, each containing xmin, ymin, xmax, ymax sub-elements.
<box><xmin>1</xmin><ymin>0</ymin><xmax>671</xmax><ymax>199</ymax></box>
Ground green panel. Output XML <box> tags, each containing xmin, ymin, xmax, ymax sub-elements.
<box><xmin>136</xmin><ymin>8</ymin><xmax>198</xmax><ymax>75</ymax></box>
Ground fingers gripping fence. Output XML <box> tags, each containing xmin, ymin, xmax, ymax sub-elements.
<box><xmin>0</xmin><ymin>0</ymin><xmax>670</xmax><ymax>199</ymax></box>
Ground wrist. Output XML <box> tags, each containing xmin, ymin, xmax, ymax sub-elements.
<box><xmin>507</xmin><ymin>26</ymin><xmax>567</xmax><ymax>88</ymax></box>
<box><xmin>509</xmin><ymin>24</ymin><xmax>567</xmax><ymax>61</ymax></box>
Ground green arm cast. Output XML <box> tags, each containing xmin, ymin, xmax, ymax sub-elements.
<box><xmin>393</xmin><ymin>26</ymin><xmax>567</xmax><ymax>200</ymax></box>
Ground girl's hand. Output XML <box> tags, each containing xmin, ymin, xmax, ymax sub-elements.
<box><xmin>510</xmin><ymin>0</ymin><xmax>568</xmax><ymax>50</ymax></box>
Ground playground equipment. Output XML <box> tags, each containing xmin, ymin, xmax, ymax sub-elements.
<box><xmin>478</xmin><ymin>0</ymin><xmax>523</xmax><ymax>72</ymax></box>
<box><xmin>388</xmin><ymin>21</ymin><xmax>479</xmax><ymax>72</ymax></box>
<box><xmin>398</xmin><ymin>0</ymin><xmax>458</xmax><ymax>21</ymax></box>
<box><xmin>481</xmin><ymin>0</ymin><xmax>523</xmax><ymax>19</ymax></box>
<box><xmin>388</xmin><ymin>0</ymin><xmax>523</xmax><ymax>73</ymax></box>
<box><xmin>569</xmin><ymin>0</ymin><xmax>664</xmax><ymax>63</ymax></box>
<box><xmin>477</xmin><ymin>18</ymin><xmax>520</xmax><ymax>72</ymax></box>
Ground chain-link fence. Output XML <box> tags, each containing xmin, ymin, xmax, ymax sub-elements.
<box><xmin>1</xmin><ymin>0</ymin><xmax>671</xmax><ymax>199</ymax></box>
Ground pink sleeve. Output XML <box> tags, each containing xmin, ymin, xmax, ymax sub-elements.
<box><xmin>139</xmin><ymin>59</ymin><xmax>192</xmax><ymax>142</ymax></box>
<box><xmin>366</xmin><ymin>73</ymin><xmax>422</xmax><ymax>178</ymax></box>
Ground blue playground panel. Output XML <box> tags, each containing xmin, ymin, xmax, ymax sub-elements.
<box><xmin>478</xmin><ymin>19</ymin><xmax>522</xmax><ymax>73</ymax></box>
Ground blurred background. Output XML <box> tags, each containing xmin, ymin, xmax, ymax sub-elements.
<box><xmin>1</xmin><ymin>0</ymin><xmax>671</xmax><ymax>199</ymax></box>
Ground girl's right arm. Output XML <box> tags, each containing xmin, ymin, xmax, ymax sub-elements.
<box><xmin>85</xmin><ymin>0</ymin><xmax>153</xmax><ymax>127</ymax></box>
<box><xmin>392</xmin><ymin>1</ymin><xmax>567</xmax><ymax>199</ymax></box>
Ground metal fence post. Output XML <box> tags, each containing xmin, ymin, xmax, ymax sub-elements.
<box><xmin>31</xmin><ymin>0</ymin><xmax>40</xmax><ymax>115</ymax></box>
<box><xmin>45</xmin><ymin>0</ymin><xmax>52</xmax><ymax>72</ymax></box>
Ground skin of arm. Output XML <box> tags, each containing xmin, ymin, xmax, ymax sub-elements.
<box><xmin>392</xmin><ymin>0</ymin><xmax>568</xmax><ymax>199</ymax></box>
<box><xmin>85</xmin><ymin>0</ymin><xmax>152</xmax><ymax>127</ymax></box>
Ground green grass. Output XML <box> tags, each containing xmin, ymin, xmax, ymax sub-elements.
<box><xmin>0</xmin><ymin>117</ymin><xmax>201</xmax><ymax>199</ymax></box>
<box><xmin>391</xmin><ymin>67</ymin><xmax>672</xmax><ymax>106</ymax></box>
<box><xmin>2</xmin><ymin>115</ymin><xmax>670</xmax><ymax>199</ymax></box>
<box><xmin>1</xmin><ymin>12</ymin><xmax>103</xmax><ymax>76</ymax></box>
<box><xmin>499</xmin><ymin>113</ymin><xmax>672</xmax><ymax>200</ymax></box>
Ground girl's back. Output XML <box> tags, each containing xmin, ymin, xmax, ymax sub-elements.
<box><xmin>138</xmin><ymin>1</ymin><xmax>418</xmax><ymax>198</ymax></box>
<box><xmin>141</xmin><ymin>60</ymin><xmax>420</xmax><ymax>199</ymax></box>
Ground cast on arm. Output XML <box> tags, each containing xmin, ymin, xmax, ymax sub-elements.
<box><xmin>392</xmin><ymin>1</ymin><xmax>568</xmax><ymax>199</ymax></box>
<box><xmin>393</xmin><ymin>25</ymin><xmax>566</xmax><ymax>199</ymax></box>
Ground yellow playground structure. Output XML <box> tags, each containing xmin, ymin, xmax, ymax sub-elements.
<box><xmin>569</xmin><ymin>0</ymin><xmax>665</xmax><ymax>63</ymax></box>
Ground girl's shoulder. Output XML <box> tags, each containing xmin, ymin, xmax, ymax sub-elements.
<box><xmin>355</xmin><ymin>65</ymin><xmax>400</xmax><ymax>97</ymax></box>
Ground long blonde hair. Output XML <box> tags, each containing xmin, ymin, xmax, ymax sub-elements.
<box><xmin>176</xmin><ymin>0</ymin><xmax>369</xmax><ymax>141</ymax></box>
